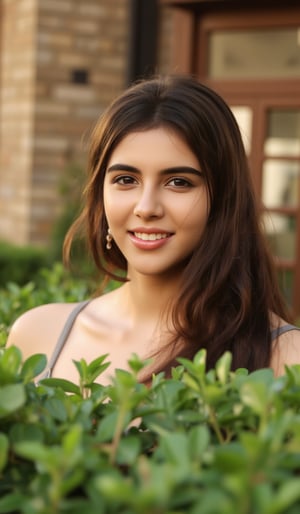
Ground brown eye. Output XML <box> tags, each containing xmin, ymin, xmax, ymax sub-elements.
<box><xmin>167</xmin><ymin>177</ymin><xmax>193</xmax><ymax>188</ymax></box>
<box><xmin>114</xmin><ymin>175</ymin><xmax>137</xmax><ymax>185</ymax></box>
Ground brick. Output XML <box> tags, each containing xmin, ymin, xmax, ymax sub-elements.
<box><xmin>34</xmin><ymin>136</ymin><xmax>69</xmax><ymax>151</ymax></box>
<box><xmin>53</xmin><ymin>84</ymin><xmax>96</xmax><ymax>103</ymax></box>
<box><xmin>39</xmin><ymin>0</ymin><xmax>73</xmax><ymax>13</ymax></box>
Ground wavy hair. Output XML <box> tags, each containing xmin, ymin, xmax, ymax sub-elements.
<box><xmin>64</xmin><ymin>75</ymin><xmax>290</xmax><ymax>373</ymax></box>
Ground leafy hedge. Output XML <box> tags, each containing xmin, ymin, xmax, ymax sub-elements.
<box><xmin>1</xmin><ymin>264</ymin><xmax>300</xmax><ymax>513</ymax></box>
<box><xmin>0</xmin><ymin>263</ymin><xmax>92</xmax><ymax>345</ymax></box>
<box><xmin>0</xmin><ymin>347</ymin><xmax>300</xmax><ymax>514</ymax></box>
<box><xmin>0</xmin><ymin>242</ymin><xmax>49</xmax><ymax>288</ymax></box>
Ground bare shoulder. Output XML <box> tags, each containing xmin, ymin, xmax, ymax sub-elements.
<box><xmin>6</xmin><ymin>302</ymin><xmax>81</xmax><ymax>361</ymax></box>
<box><xmin>270</xmin><ymin>322</ymin><xmax>300</xmax><ymax>376</ymax></box>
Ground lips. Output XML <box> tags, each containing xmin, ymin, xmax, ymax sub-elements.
<box><xmin>128</xmin><ymin>229</ymin><xmax>173</xmax><ymax>249</ymax></box>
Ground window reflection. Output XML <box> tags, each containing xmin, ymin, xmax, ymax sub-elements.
<box><xmin>262</xmin><ymin>159</ymin><xmax>300</xmax><ymax>208</ymax></box>
<box><xmin>263</xmin><ymin>212</ymin><xmax>296</xmax><ymax>261</ymax></box>
<box><xmin>209</xmin><ymin>28</ymin><xmax>300</xmax><ymax>78</ymax></box>
<box><xmin>265</xmin><ymin>110</ymin><xmax>300</xmax><ymax>157</ymax></box>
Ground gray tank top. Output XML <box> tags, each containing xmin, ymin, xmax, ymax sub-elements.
<box><xmin>40</xmin><ymin>300</ymin><xmax>91</xmax><ymax>380</ymax></box>
<box><xmin>40</xmin><ymin>300</ymin><xmax>300</xmax><ymax>379</ymax></box>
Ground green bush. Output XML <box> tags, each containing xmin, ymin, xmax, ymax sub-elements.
<box><xmin>0</xmin><ymin>262</ymin><xmax>119</xmax><ymax>347</ymax></box>
<box><xmin>0</xmin><ymin>348</ymin><xmax>300</xmax><ymax>514</ymax></box>
<box><xmin>0</xmin><ymin>242</ymin><xmax>49</xmax><ymax>288</ymax></box>
<box><xmin>0</xmin><ymin>263</ymin><xmax>93</xmax><ymax>343</ymax></box>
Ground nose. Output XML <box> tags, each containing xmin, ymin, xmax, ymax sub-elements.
<box><xmin>133</xmin><ymin>186</ymin><xmax>164</xmax><ymax>219</ymax></box>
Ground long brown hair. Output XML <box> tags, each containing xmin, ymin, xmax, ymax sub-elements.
<box><xmin>64</xmin><ymin>75</ymin><xmax>290</xmax><ymax>373</ymax></box>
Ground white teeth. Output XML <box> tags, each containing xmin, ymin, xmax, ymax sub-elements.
<box><xmin>134</xmin><ymin>232</ymin><xmax>169</xmax><ymax>241</ymax></box>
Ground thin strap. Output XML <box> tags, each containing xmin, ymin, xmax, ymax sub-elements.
<box><xmin>270</xmin><ymin>324</ymin><xmax>300</xmax><ymax>341</ymax></box>
<box><xmin>41</xmin><ymin>300</ymin><xmax>91</xmax><ymax>379</ymax></box>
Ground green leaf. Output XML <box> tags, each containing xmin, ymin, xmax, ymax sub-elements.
<box><xmin>63</xmin><ymin>424</ymin><xmax>83</xmax><ymax>458</ymax></box>
<box><xmin>193</xmin><ymin>348</ymin><xmax>207</xmax><ymax>367</ymax></box>
<box><xmin>87</xmin><ymin>354</ymin><xmax>110</xmax><ymax>376</ymax></box>
<box><xmin>73</xmin><ymin>358</ymin><xmax>88</xmax><ymax>380</ymax></box>
<box><xmin>171</xmin><ymin>365</ymin><xmax>184</xmax><ymax>381</ymax></box>
<box><xmin>160</xmin><ymin>432</ymin><xmax>189</xmax><ymax>468</ymax></box>
<box><xmin>177</xmin><ymin>358</ymin><xmax>201</xmax><ymax>378</ymax></box>
<box><xmin>239</xmin><ymin>432</ymin><xmax>266</xmax><ymax>458</ymax></box>
<box><xmin>41</xmin><ymin>377</ymin><xmax>80</xmax><ymax>395</ymax></box>
<box><xmin>44</xmin><ymin>397</ymin><xmax>68</xmax><ymax>422</ymax></box>
<box><xmin>252</xmin><ymin>483</ymin><xmax>273</xmax><ymax>513</ymax></box>
<box><xmin>21</xmin><ymin>353</ymin><xmax>47</xmax><ymax>382</ymax></box>
<box><xmin>214</xmin><ymin>443</ymin><xmax>248</xmax><ymax>472</ymax></box>
<box><xmin>114</xmin><ymin>369</ymin><xmax>137</xmax><ymax>388</ymax></box>
<box><xmin>96</xmin><ymin>411</ymin><xmax>119</xmax><ymax>442</ymax></box>
<box><xmin>246</xmin><ymin>368</ymin><xmax>274</xmax><ymax>385</ymax></box>
<box><xmin>0</xmin><ymin>383</ymin><xmax>26</xmax><ymax>417</ymax></box>
<box><xmin>205</xmin><ymin>384</ymin><xmax>225</xmax><ymax>403</ymax></box>
<box><xmin>240</xmin><ymin>381</ymin><xmax>269</xmax><ymax>415</ymax></box>
<box><xmin>0</xmin><ymin>346</ymin><xmax>22</xmax><ymax>383</ymax></box>
<box><xmin>95</xmin><ymin>473</ymin><xmax>134</xmax><ymax>502</ymax></box>
<box><xmin>14</xmin><ymin>440</ymin><xmax>50</xmax><ymax>463</ymax></box>
<box><xmin>116</xmin><ymin>435</ymin><xmax>141</xmax><ymax>465</ymax></box>
<box><xmin>188</xmin><ymin>425</ymin><xmax>210</xmax><ymax>461</ymax></box>
<box><xmin>127</xmin><ymin>353</ymin><xmax>152</xmax><ymax>374</ymax></box>
<box><xmin>270</xmin><ymin>478</ymin><xmax>300</xmax><ymax>513</ymax></box>
<box><xmin>10</xmin><ymin>423</ymin><xmax>44</xmax><ymax>444</ymax></box>
<box><xmin>0</xmin><ymin>493</ymin><xmax>26</xmax><ymax>513</ymax></box>
<box><xmin>181</xmin><ymin>372</ymin><xmax>201</xmax><ymax>392</ymax></box>
<box><xmin>285</xmin><ymin>364</ymin><xmax>300</xmax><ymax>386</ymax></box>
<box><xmin>0</xmin><ymin>432</ymin><xmax>9</xmax><ymax>471</ymax></box>
<box><xmin>216</xmin><ymin>352</ymin><xmax>232</xmax><ymax>384</ymax></box>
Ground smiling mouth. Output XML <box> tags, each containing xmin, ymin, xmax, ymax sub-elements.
<box><xmin>132</xmin><ymin>232</ymin><xmax>171</xmax><ymax>241</ymax></box>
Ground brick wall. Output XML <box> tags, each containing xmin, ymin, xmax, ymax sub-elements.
<box><xmin>0</xmin><ymin>0</ymin><xmax>38</xmax><ymax>244</ymax></box>
<box><xmin>30</xmin><ymin>0</ymin><xmax>131</xmax><ymax>244</ymax></box>
<box><xmin>0</xmin><ymin>0</ymin><xmax>174</xmax><ymax>246</ymax></box>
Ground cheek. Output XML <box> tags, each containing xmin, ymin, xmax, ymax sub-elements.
<box><xmin>103</xmin><ymin>186</ymin><xmax>115</xmax><ymax>227</ymax></box>
<box><xmin>181</xmin><ymin>191</ymin><xmax>209</xmax><ymax>227</ymax></box>
<box><xmin>103</xmin><ymin>190</ymin><xmax>131</xmax><ymax>228</ymax></box>
<box><xmin>103</xmin><ymin>182</ymin><xmax>116</xmax><ymax>216</ymax></box>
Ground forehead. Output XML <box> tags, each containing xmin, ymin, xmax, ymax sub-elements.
<box><xmin>107</xmin><ymin>127</ymin><xmax>200</xmax><ymax>169</ymax></box>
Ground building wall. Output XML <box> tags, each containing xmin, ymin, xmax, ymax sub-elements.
<box><xmin>0</xmin><ymin>0</ymin><xmax>38</xmax><ymax>245</ymax></box>
<box><xmin>30</xmin><ymin>0</ymin><xmax>130</xmax><ymax>244</ymax></box>
<box><xmin>158</xmin><ymin>3</ymin><xmax>175</xmax><ymax>75</ymax></box>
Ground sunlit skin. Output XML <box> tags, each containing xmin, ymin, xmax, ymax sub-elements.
<box><xmin>104</xmin><ymin>127</ymin><xmax>210</xmax><ymax>283</ymax></box>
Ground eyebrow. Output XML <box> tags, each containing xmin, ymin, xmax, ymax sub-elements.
<box><xmin>106</xmin><ymin>163</ymin><xmax>203</xmax><ymax>176</ymax></box>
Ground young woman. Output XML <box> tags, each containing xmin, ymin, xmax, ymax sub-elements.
<box><xmin>7</xmin><ymin>75</ymin><xmax>300</xmax><ymax>385</ymax></box>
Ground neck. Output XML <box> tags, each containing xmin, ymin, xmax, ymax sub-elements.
<box><xmin>119</xmin><ymin>272</ymin><xmax>181</xmax><ymax>324</ymax></box>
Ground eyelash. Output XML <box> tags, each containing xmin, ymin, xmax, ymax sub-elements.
<box><xmin>167</xmin><ymin>177</ymin><xmax>193</xmax><ymax>188</ymax></box>
<box><xmin>113</xmin><ymin>175</ymin><xmax>136</xmax><ymax>185</ymax></box>
<box><xmin>112</xmin><ymin>175</ymin><xmax>194</xmax><ymax>188</ymax></box>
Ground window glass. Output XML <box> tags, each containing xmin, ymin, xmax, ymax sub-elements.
<box><xmin>262</xmin><ymin>159</ymin><xmax>300</xmax><ymax>208</ymax></box>
<box><xmin>209</xmin><ymin>28</ymin><xmax>300</xmax><ymax>78</ymax></box>
<box><xmin>264</xmin><ymin>110</ymin><xmax>300</xmax><ymax>157</ymax></box>
<box><xmin>263</xmin><ymin>212</ymin><xmax>296</xmax><ymax>261</ymax></box>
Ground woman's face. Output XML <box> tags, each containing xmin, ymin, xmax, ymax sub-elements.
<box><xmin>103</xmin><ymin>127</ymin><xmax>210</xmax><ymax>279</ymax></box>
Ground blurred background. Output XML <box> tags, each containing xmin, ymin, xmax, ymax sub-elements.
<box><xmin>0</xmin><ymin>0</ymin><xmax>300</xmax><ymax>319</ymax></box>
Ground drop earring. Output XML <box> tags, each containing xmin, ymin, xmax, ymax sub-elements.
<box><xmin>106</xmin><ymin>228</ymin><xmax>113</xmax><ymax>250</ymax></box>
